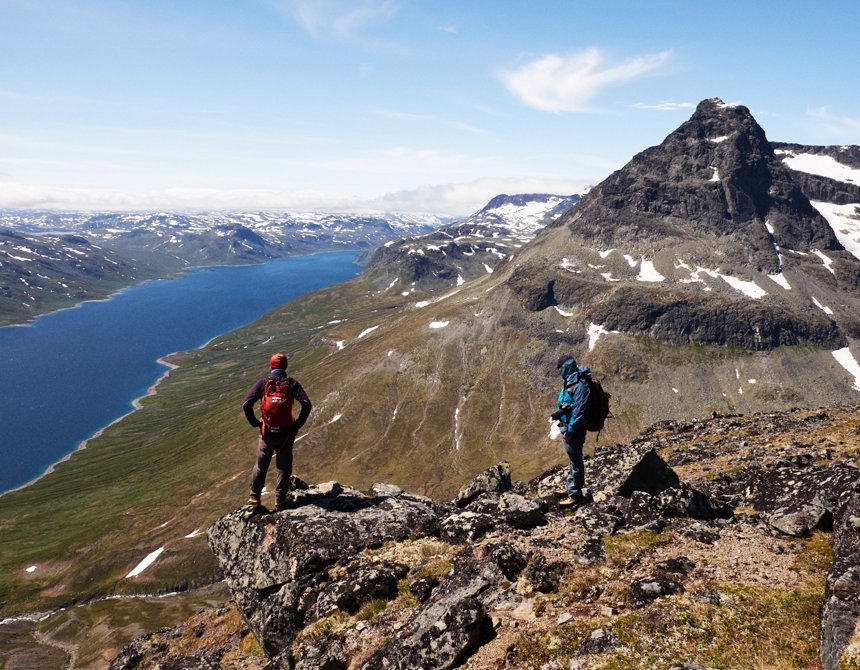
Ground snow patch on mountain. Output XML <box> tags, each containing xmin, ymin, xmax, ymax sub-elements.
<box><xmin>810</xmin><ymin>201</ymin><xmax>860</xmax><ymax>260</ymax></box>
<box><xmin>780</xmin><ymin>152</ymin><xmax>860</xmax><ymax>185</ymax></box>
<box><xmin>126</xmin><ymin>547</ymin><xmax>165</xmax><ymax>578</ymax></box>
<box><xmin>832</xmin><ymin>347</ymin><xmax>860</xmax><ymax>391</ymax></box>
<box><xmin>811</xmin><ymin>297</ymin><xmax>834</xmax><ymax>315</ymax></box>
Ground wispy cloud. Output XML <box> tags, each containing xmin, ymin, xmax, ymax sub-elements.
<box><xmin>266</xmin><ymin>0</ymin><xmax>398</xmax><ymax>38</ymax></box>
<box><xmin>365</xmin><ymin>177</ymin><xmax>595</xmax><ymax>215</ymax></box>
<box><xmin>502</xmin><ymin>47</ymin><xmax>673</xmax><ymax>113</ymax></box>
<box><xmin>0</xmin><ymin>176</ymin><xmax>596</xmax><ymax>216</ymax></box>
<box><xmin>633</xmin><ymin>101</ymin><xmax>694</xmax><ymax>111</ymax></box>
<box><xmin>808</xmin><ymin>105</ymin><xmax>860</xmax><ymax>136</ymax></box>
<box><xmin>435</xmin><ymin>25</ymin><xmax>456</xmax><ymax>33</ymax></box>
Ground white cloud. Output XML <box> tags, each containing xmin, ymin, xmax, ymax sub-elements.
<box><xmin>502</xmin><ymin>47</ymin><xmax>673</xmax><ymax>113</ymax></box>
<box><xmin>363</xmin><ymin>176</ymin><xmax>594</xmax><ymax>215</ymax></box>
<box><xmin>633</xmin><ymin>101</ymin><xmax>694</xmax><ymax>111</ymax></box>
<box><xmin>807</xmin><ymin>105</ymin><xmax>860</xmax><ymax>137</ymax></box>
<box><xmin>436</xmin><ymin>25</ymin><xmax>456</xmax><ymax>33</ymax></box>
<box><xmin>0</xmin><ymin>176</ymin><xmax>594</xmax><ymax>217</ymax></box>
<box><xmin>267</xmin><ymin>0</ymin><xmax>398</xmax><ymax>38</ymax></box>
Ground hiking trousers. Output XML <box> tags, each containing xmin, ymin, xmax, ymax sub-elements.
<box><xmin>562</xmin><ymin>428</ymin><xmax>586</xmax><ymax>499</ymax></box>
<box><xmin>249</xmin><ymin>431</ymin><xmax>294</xmax><ymax>504</ymax></box>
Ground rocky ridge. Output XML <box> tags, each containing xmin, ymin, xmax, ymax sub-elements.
<box><xmin>111</xmin><ymin>405</ymin><xmax>860</xmax><ymax>670</ymax></box>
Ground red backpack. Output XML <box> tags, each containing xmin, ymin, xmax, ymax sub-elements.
<box><xmin>260</xmin><ymin>377</ymin><xmax>294</xmax><ymax>434</ymax></box>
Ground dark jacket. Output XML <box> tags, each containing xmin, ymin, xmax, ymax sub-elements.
<box><xmin>556</xmin><ymin>359</ymin><xmax>592</xmax><ymax>435</ymax></box>
<box><xmin>243</xmin><ymin>369</ymin><xmax>312</xmax><ymax>432</ymax></box>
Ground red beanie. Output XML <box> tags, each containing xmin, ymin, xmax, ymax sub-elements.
<box><xmin>270</xmin><ymin>353</ymin><xmax>288</xmax><ymax>370</ymax></box>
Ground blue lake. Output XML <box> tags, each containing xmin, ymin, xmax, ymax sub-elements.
<box><xmin>0</xmin><ymin>251</ymin><xmax>360</xmax><ymax>494</ymax></box>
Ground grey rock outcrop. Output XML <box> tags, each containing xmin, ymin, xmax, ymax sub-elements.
<box><xmin>821</xmin><ymin>494</ymin><xmax>860</xmax><ymax>670</ymax></box>
<box><xmin>360</xmin><ymin>548</ymin><xmax>499</xmax><ymax>670</ymax></box>
<box><xmin>207</xmin><ymin>490</ymin><xmax>440</xmax><ymax>657</ymax></box>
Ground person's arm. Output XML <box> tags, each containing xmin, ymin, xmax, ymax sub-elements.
<box><xmin>566</xmin><ymin>380</ymin><xmax>592</xmax><ymax>434</ymax></box>
<box><xmin>242</xmin><ymin>379</ymin><xmax>265</xmax><ymax>428</ymax></box>
<box><xmin>291</xmin><ymin>379</ymin><xmax>312</xmax><ymax>431</ymax></box>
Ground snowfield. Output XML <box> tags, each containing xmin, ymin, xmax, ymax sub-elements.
<box><xmin>781</xmin><ymin>152</ymin><xmax>860</xmax><ymax>185</ymax></box>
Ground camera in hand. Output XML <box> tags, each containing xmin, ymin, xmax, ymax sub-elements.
<box><xmin>551</xmin><ymin>403</ymin><xmax>571</xmax><ymax>421</ymax></box>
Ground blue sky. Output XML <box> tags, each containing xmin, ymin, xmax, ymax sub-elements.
<box><xmin>1</xmin><ymin>0</ymin><xmax>858</xmax><ymax>214</ymax></box>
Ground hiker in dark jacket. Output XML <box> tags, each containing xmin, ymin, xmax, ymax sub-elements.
<box><xmin>243</xmin><ymin>353</ymin><xmax>311</xmax><ymax>511</ymax></box>
<box><xmin>554</xmin><ymin>354</ymin><xmax>592</xmax><ymax>506</ymax></box>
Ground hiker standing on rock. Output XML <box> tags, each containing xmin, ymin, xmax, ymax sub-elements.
<box><xmin>553</xmin><ymin>354</ymin><xmax>592</xmax><ymax>507</ymax></box>
<box><xmin>243</xmin><ymin>353</ymin><xmax>312</xmax><ymax>512</ymax></box>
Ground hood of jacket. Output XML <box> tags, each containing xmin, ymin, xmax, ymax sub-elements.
<box><xmin>560</xmin><ymin>359</ymin><xmax>591</xmax><ymax>387</ymax></box>
<box><xmin>560</xmin><ymin>358</ymin><xmax>579</xmax><ymax>386</ymax></box>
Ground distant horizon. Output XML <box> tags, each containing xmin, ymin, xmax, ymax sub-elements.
<box><xmin>0</xmin><ymin>189</ymin><xmax>590</xmax><ymax>218</ymax></box>
<box><xmin>2</xmin><ymin>1</ymin><xmax>858</xmax><ymax>214</ymax></box>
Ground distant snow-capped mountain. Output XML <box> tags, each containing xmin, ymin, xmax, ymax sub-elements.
<box><xmin>363</xmin><ymin>193</ymin><xmax>581</xmax><ymax>293</ymax></box>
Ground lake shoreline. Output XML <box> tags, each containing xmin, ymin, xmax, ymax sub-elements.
<box><xmin>1</xmin><ymin>248</ymin><xmax>364</xmax><ymax>330</ymax></box>
<box><xmin>0</xmin><ymin>355</ymin><xmax>179</xmax><ymax>499</ymax></box>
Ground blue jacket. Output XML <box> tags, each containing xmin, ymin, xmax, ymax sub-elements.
<box><xmin>557</xmin><ymin>359</ymin><xmax>592</xmax><ymax>435</ymax></box>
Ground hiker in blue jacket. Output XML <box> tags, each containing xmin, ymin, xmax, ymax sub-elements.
<box><xmin>554</xmin><ymin>354</ymin><xmax>592</xmax><ymax>506</ymax></box>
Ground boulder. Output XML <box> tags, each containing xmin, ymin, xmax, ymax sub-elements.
<box><xmin>498</xmin><ymin>492</ymin><xmax>547</xmax><ymax>529</ymax></box>
<box><xmin>409</xmin><ymin>575</ymin><xmax>439</xmax><ymax>603</ymax></box>
<box><xmin>679</xmin><ymin>522</ymin><xmax>720</xmax><ymax>544</ymax></box>
<box><xmin>454</xmin><ymin>462</ymin><xmax>512</xmax><ymax>507</ymax></box>
<box><xmin>370</xmin><ymin>483</ymin><xmax>403</xmax><ymax>497</ymax></box>
<box><xmin>590</xmin><ymin>446</ymin><xmax>681</xmax><ymax>501</ymax></box>
<box><xmin>769</xmin><ymin>503</ymin><xmax>832</xmax><ymax>538</ymax></box>
<box><xmin>439</xmin><ymin>511</ymin><xmax>496</xmax><ymax>543</ymax></box>
<box><xmin>654</xmin><ymin>556</ymin><xmax>696</xmax><ymax>576</ymax></box>
<box><xmin>485</xmin><ymin>540</ymin><xmax>527</xmax><ymax>581</ymax></box>
<box><xmin>289</xmin><ymin>638</ymin><xmax>348</xmax><ymax>670</ymax></box>
<box><xmin>714</xmin><ymin>461</ymin><xmax>860</xmax><ymax>515</ymax></box>
<box><xmin>572</xmin><ymin>537</ymin><xmax>606</xmax><ymax>566</ymax></box>
<box><xmin>656</xmin><ymin>484</ymin><xmax>732</xmax><ymax>521</ymax></box>
<box><xmin>359</xmin><ymin>553</ymin><xmax>496</xmax><ymax>670</ymax></box>
<box><xmin>522</xmin><ymin>555</ymin><xmax>565</xmax><ymax>594</ymax></box>
<box><xmin>630</xmin><ymin>575</ymin><xmax>685</xmax><ymax>608</ymax></box>
<box><xmin>821</xmin><ymin>493</ymin><xmax>860</xmax><ymax>670</ymax></box>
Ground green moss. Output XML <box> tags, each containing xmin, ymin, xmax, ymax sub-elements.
<box><xmin>355</xmin><ymin>598</ymin><xmax>390</xmax><ymax>621</ymax></box>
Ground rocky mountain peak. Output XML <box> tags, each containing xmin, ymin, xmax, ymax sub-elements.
<box><xmin>552</xmin><ymin>97</ymin><xmax>840</xmax><ymax>270</ymax></box>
